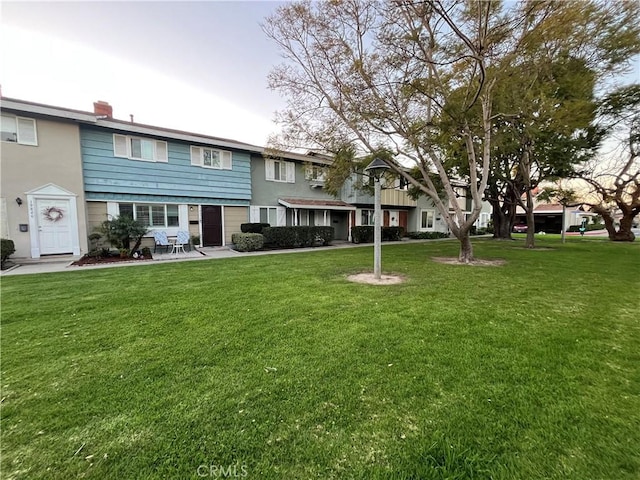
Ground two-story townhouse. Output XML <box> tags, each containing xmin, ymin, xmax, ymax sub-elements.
<box><xmin>1</xmin><ymin>97</ymin><xmax>91</xmax><ymax>259</ymax></box>
<box><xmin>250</xmin><ymin>152</ymin><xmax>355</xmax><ymax>240</ymax></box>
<box><xmin>80</xmin><ymin>102</ymin><xmax>255</xmax><ymax>248</ymax></box>
<box><xmin>342</xmin><ymin>172</ymin><xmax>491</xmax><ymax>235</ymax></box>
<box><xmin>340</xmin><ymin>172</ymin><xmax>450</xmax><ymax>234</ymax></box>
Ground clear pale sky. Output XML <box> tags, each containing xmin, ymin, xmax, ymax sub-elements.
<box><xmin>1</xmin><ymin>1</ymin><xmax>287</xmax><ymax>146</ymax></box>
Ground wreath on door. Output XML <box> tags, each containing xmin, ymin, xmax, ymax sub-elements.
<box><xmin>42</xmin><ymin>206</ymin><xmax>65</xmax><ymax>222</ymax></box>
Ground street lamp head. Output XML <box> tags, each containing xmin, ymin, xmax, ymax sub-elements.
<box><xmin>364</xmin><ymin>157</ymin><xmax>391</xmax><ymax>180</ymax></box>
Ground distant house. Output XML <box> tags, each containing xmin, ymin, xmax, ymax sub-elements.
<box><xmin>1</xmin><ymin>98</ymin><xmax>92</xmax><ymax>258</ymax></box>
<box><xmin>250</xmin><ymin>152</ymin><xmax>354</xmax><ymax>240</ymax></box>
<box><xmin>515</xmin><ymin>202</ymin><xmax>594</xmax><ymax>233</ymax></box>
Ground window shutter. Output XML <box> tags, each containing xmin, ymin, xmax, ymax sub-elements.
<box><xmin>286</xmin><ymin>162</ymin><xmax>295</xmax><ymax>183</ymax></box>
<box><xmin>265</xmin><ymin>159</ymin><xmax>275</xmax><ymax>181</ymax></box>
<box><xmin>190</xmin><ymin>146</ymin><xmax>201</xmax><ymax>166</ymax></box>
<box><xmin>221</xmin><ymin>151</ymin><xmax>232</xmax><ymax>170</ymax></box>
<box><xmin>277</xmin><ymin>206</ymin><xmax>286</xmax><ymax>226</ymax></box>
<box><xmin>16</xmin><ymin>117</ymin><xmax>37</xmax><ymax>145</ymax></box>
<box><xmin>113</xmin><ymin>134</ymin><xmax>128</xmax><ymax>157</ymax></box>
<box><xmin>249</xmin><ymin>206</ymin><xmax>260</xmax><ymax>223</ymax></box>
<box><xmin>155</xmin><ymin>141</ymin><xmax>168</xmax><ymax>162</ymax></box>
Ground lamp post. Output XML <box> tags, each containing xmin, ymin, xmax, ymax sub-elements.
<box><xmin>364</xmin><ymin>158</ymin><xmax>391</xmax><ymax>279</ymax></box>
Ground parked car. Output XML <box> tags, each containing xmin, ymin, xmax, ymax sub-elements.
<box><xmin>513</xmin><ymin>223</ymin><xmax>528</xmax><ymax>233</ymax></box>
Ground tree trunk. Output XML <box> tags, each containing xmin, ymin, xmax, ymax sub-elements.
<box><xmin>600</xmin><ymin>210</ymin><xmax>618</xmax><ymax>238</ymax></box>
<box><xmin>524</xmin><ymin>188</ymin><xmax>536</xmax><ymax>248</ymax></box>
<box><xmin>458</xmin><ymin>232</ymin><xmax>474</xmax><ymax>263</ymax></box>
<box><xmin>595</xmin><ymin>208</ymin><xmax>636</xmax><ymax>242</ymax></box>
<box><xmin>130</xmin><ymin>236</ymin><xmax>144</xmax><ymax>255</ymax></box>
<box><xmin>490</xmin><ymin>199</ymin><xmax>514</xmax><ymax>239</ymax></box>
<box><xmin>612</xmin><ymin>213</ymin><xmax>637</xmax><ymax>242</ymax></box>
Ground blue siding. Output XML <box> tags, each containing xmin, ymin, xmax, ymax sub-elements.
<box><xmin>80</xmin><ymin>127</ymin><xmax>252</xmax><ymax>202</ymax></box>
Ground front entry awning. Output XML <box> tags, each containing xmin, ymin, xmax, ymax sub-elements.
<box><xmin>278</xmin><ymin>198</ymin><xmax>356</xmax><ymax>211</ymax></box>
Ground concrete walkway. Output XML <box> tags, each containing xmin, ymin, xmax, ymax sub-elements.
<box><xmin>1</xmin><ymin>239</ymin><xmax>447</xmax><ymax>276</ymax></box>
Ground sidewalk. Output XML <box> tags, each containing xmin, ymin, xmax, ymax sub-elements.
<box><xmin>0</xmin><ymin>246</ymin><xmax>241</xmax><ymax>276</ymax></box>
<box><xmin>2</xmin><ymin>239</ymin><xmax>450</xmax><ymax>276</ymax></box>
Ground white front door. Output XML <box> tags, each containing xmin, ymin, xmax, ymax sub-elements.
<box><xmin>36</xmin><ymin>198</ymin><xmax>73</xmax><ymax>254</ymax></box>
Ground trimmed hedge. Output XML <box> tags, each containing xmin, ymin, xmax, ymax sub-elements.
<box><xmin>231</xmin><ymin>233</ymin><xmax>264</xmax><ymax>252</ymax></box>
<box><xmin>351</xmin><ymin>226</ymin><xmax>406</xmax><ymax>243</ymax></box>
<box><xmin>406</xmin><ymin>231</ymin><xmax>450</xmax><ymax>240</ymax></box>
<box><xmin>383</xmin><ymin>226</ymin><xmax>405</xmax><ymax>241</ymax></box>
<box><xmin>1</xmin><ymin>238</ymin><xmax>16</xmax><ymax>269</ymax></box>
<box><xmin>241</xmin><ymin>223</ymin><xmax>270</xmax><ymax>234</ymax></box>
<box><xmin>566</xmin><ymin>223</ymin><xmax>605</xmax><ymax>232</ymax></box>
<box><xmin>262</xmin><ymin>226</ymin><xmax>334</xmax><ymax>248</ymax></box>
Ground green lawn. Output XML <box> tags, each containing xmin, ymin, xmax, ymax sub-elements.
<box><xmin>1</xmin><ymin>238</ymin><xmax>639</xmax><ymax>479</ymax></box>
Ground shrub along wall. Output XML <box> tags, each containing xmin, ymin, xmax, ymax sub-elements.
<box><xmin>262</xmin><ymin>226</ymin><xmax>334</xmax><ymax>248</ymax></box>
<box><xmin>566</xmin><ymin>223</ymin><xmax>605</xmax><ymax>232</ymax></box>
<box><xmin>406</xmin><ymin>231</ymin><xmax>450</xmax><ymax>240</ymax></box>
<box><xmin>240</xmin><ymin>223</ymin><xmax>270</xmax><ymax>234</ymax></box>
<box><xmin>1</xmin><ymin>238</ymin><xmax>16</xmax><ymax>269</ymax></box>
<box><xmin>351</xmin><ymin>226</ymin><xmax>405</xmax><ymax>243</ymax></box>
<box><xmin>231</xmin><ymin>233</ymin><xmax>264</xmax><ymax>252</ymax></box>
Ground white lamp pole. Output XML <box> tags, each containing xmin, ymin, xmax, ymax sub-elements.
<box><xmin>365</xmin><ymin>158</ymin><xmax>391</xmax><ymax>280</ymax></box>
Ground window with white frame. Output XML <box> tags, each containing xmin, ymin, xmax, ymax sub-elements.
<box><xmin>119</xmin><ymin>203</ymin><xmax>179</xmax><ymax>228</ymax></box>
<box><xmin>421</xmin><ymin>210</ymin><xmax>435</xmax><ymax>230</ymax></box>
<box><xmin>260</xmin><ymin>207</ymin><xmax>278</xmax><ymax>226</ymax></box>
<box><xmin>1</xmin><ymin>115</ymin><xmax>37</xmax><ymax>145</ymax></box>
<box><xmin>265</xmin><ymin>159</ymin><xmax>295</xmax><ymax>183</ymax></box>
<box><xmin>190</xmin><ymin>146</ymin><xmax>232</xmax><ymax>169</ymax></box>
<box><xmin>249</xmin><ymin>206</ymin><xmax>286</xmax><ymax>226</ymax></box>
<box><xmin>305</xmin><ymin>165</ymin><xmax>326</xmax><ymax>182</ymax></box>
<box><xmin>113</xmin><ymin>134</ymin><xmax>168</xmax><ymax>162</ymax></box>
<box><xmin>361</xmin><ymin>209</ymin><xmax>375</xmax><ymax>226</ymax></box>
<box><xmin>476</xmin><ymin>212</ymin><xmax>490</xmax><ymax>228</ymax></box>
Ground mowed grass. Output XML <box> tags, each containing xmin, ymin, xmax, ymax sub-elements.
<box><xmin>1</xmin><ymin>238</ymin><xmax>639</xmax><ymax>479</ymax></box>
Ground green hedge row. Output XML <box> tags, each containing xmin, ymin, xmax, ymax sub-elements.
<box><xmin>566</xmin><ymin>223</ymin><xmax>605</xmax><ymax>232</ymax></box>
<box><xmin>263</xmin><ymin>226</ymin><xmax>334</xmax><ymax>248</ymax></box>
<box><xmin>1</xmin><ymin>238</ymin><xmax>16</xmax><ymax>269</ymax></box>
<box><xmin>240</xmin><ymin>223</ymin><xmax>270</xmax><ymax>234</ymax></box>
<box><xmin>351</xmin><ymin>226</ymin><xmax>405</xmax><ymax>243</ymax></box>
<box><xmin>231</xmin><ymin>233</ymin><xmax>264</xmax><ymax>252</ymax></box>
<box><xmin>406</xmin><ymin>231</ymin><xmax>450</xmax><ymax>240</ymax></box>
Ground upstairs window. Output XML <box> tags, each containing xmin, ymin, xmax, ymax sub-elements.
<box><xmin>113</xmin><ymin>134</ymin><xmax>168</xmax><ymax>162</ymax></box>
<box><xmin>190</xmin><ymin>146</ymin><xmax>232</xmax><ymax>169</ymax></box>
<box><xmin>1</xmin><ymin>115</ymin><xmax>37</xmax><ymax>145</ymax></box>
<box><xmin>305</xmin><ymin>165</ymin><xmax>326</xmax><ymax>182</ymax></box>
<box><xmin>265</xmin><ymin>159</ymin><xmax>295</xmax><ymax>183</ymax></box>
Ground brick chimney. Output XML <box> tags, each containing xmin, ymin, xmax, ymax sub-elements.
<box><xmin>93</xmin><ymin>100</ymin><xmax>113</xmax><ymax>118</ymax></box>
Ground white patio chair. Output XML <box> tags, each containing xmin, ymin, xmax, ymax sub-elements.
<box><xmin>153</xmin><ymin>231</ymin><xmax>171</xmax><ymax>253</ymax></box>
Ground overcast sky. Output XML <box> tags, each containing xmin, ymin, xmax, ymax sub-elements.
<box><xmin>1</xmin><ymin>1</ymin><xmax>287</xmax><ymax>146</ymax></box>
<box><xmin>2</xmin><ymin>1</ymin><xmax>639</xmax><ymax>149</ymax></box>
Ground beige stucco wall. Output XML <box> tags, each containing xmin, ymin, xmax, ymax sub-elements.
<box><xmin>86</xmin><ymin>201</ymin><xmax>108</xmax><ymax>232</ymax></box>
<box><xmin>224</xmin><ymin>206</ymin><xmax>248</xmax><ymax>244</ymax></box>
<box><xmin>0</xmin><ymin>117</ymin><xmax>88</xmax><ymax>258</ymax></box>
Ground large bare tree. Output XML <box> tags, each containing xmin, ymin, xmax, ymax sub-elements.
<box><xmin>577</xmin><ymin>84</ymin><xmax>640</xmax><ymax>241</ymax></box>
<box><xmin>264</xmin><ymin>0</ymin><xmax>508</xmax><ymax>263</ymax></box>
<box><xmin>263</xmin><ymin>0</ymin><xmax>638</xmax><ymax>261</ymax></box>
